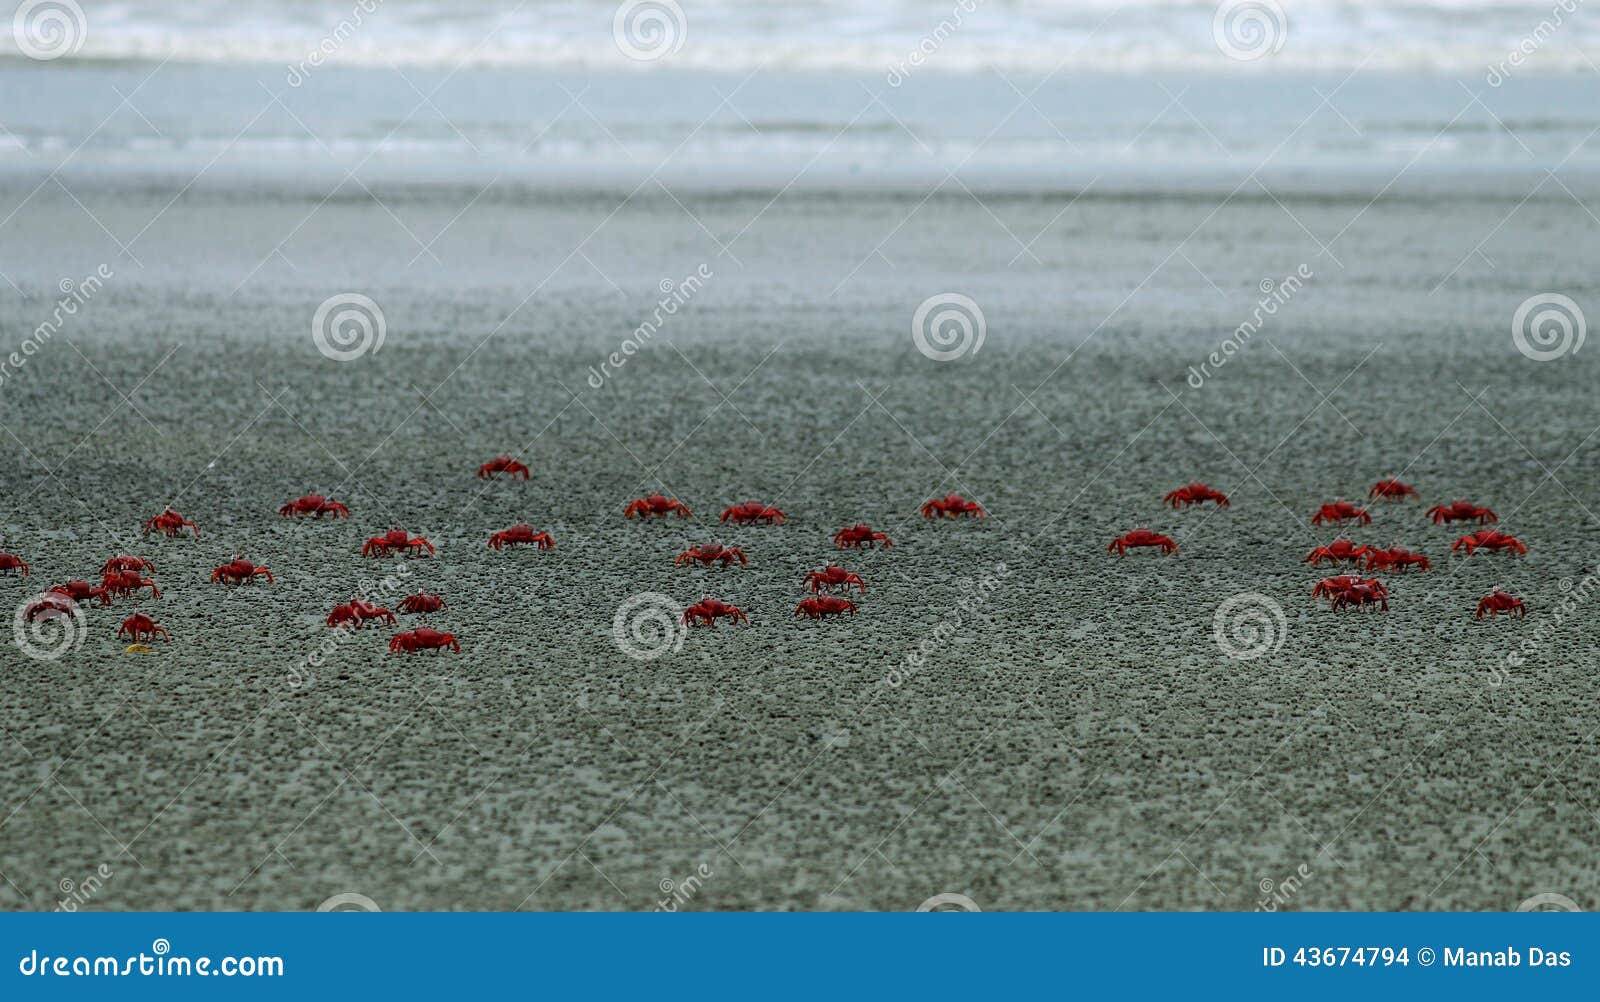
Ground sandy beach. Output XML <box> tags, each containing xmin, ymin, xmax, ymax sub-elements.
<box><xmin>2</xmin><ymin>34</ymin><xmax>1599</xmax><ymax>912</ymax></box>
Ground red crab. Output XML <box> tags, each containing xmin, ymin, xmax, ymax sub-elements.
<box><xmin>1107</xmin><ymin>529</ymin><xmax>1177</xmax><ymax>556</ymax></box>
<box><xmin>477</xmin><ymin>455</ymin><xmax>531</xmax><ymax>480</ymax></box>
<box><xmin>48</xmin><ymin>580</ymin><xmax>111</xmax><ymax>606</ymax></box>
<box><xmin>26</xmin><ymin>593</ymin><xmax>80</xmax><ymax>622</ymax></box>
<box><xmin>625</xmin><ymin>494</ymin><xmax>692</xmax><ymax>519</ymax></box>
<box><xmin>101</xmin><ymin>571</ymin><xmax>160</xmax><ymax>599</ymax></box>
<box><xmin>117</xmin><ymin>613</ymin><xmax>170</xmax><ymax>643</ymax></box>
<box><xmin>1427</xmin><ymin>500</ymin><xmax>1497</xmax><ymax>525</ymax></box>
<box><xmin>1163</xmin><ymin>483</ymin><xmax>1230</xmax><ymax>509</ymax></box>
<box><xmin>398</xmin><ymin>591</ymin><xmax>447</xmax><ymax>614</ymax></box>
<box><xmin>278</xmin><ymin>494</ymin><xmax>350</xmax><ymax>519</ymax></box>
<box><xmin>804</xmin><ymin>565</ymin><xmax>865</xmax><ymax>594</ymax></box>
<box><xmin>675</xmin><ymin>543</ymin><xmax>747</xmax><ymax>568</ymax></box>
<box><xmin>1331</xmin><ymin>581</ymin><xmax>1389</xmax><ymax>612</ymax></box>
<box><xmin>487</xmin><ymin>524</ymin><xmax>554</xmax><ymax>551</ymax></box>
<box><xmin>795</xmin><ymin>595</ymin><xmax>857</xmax><ymax>619</ymax></box>
<box><xmin>210</xmin><ymin>558</ymin><xmax>273</xmax><ymax>585</ymax></box>
<box><xmin>682</xmin><ymin>597</ymin><xmax>748</xmax><ymax>628</ymax></box>
<box><xmin>101</xmin><ymin>555</ymin><xmax>155</xmax><ymax>575</ymax></box>
<box><xmin>1311</xmin><ymin>501</ymin><xmax>1371</xmax><ymax>526</ymax></box>
<box><xmin>389</xmin><ymin>627</ymin><xmax>459</xmax><ymax>653</ymax></box>
<box><xmin>1476</xmin><ymin>588</ymin><xmax>1527</xmax><ymax>619</ymax></box>
<box><xmin>833</xmin><ymin>523</ymin><xmax>893</xmax><ymax>549</ymax></box>
<box><xmin>326</xmin><ymin>599</ymin><xmax>397</xmax><ymax>629</ymax></box>
<box><xmin>921</xmin><ymin>493</ymin><xmax>987</xmax><ymax>519</ymax></box>
<box><xmin>1304</xmin><ymin>540</ymin><xmax>1372</xmax><ymax>565</ymax></box>
<box><xmin>1311</xmin><ymin>574</ymin><xmax>1384</xmax><ymax>602</ymax></box>
<box><xmin>720</xmin><ymin>502</ymin><xmax>785</xmax><ymax>526</ymax></box>
<box><xmin>1364</xmin><ymin>546</ymin><xmax>1431</xmax><ymax>573</ymax></box>
<box><xmin>1368</xmin><ymin>478</ymin><xmax>1420</xmax><ymax>501</ymax></box>
<box><xmin>363</xmin><ymin>528</ymin><xmax>436</xmax><ymax>558</ymax></box>
<box><xmin>0</xmin><ymin>552</ymin><xmax>29</xmax><ymax>576</ymax></box>
<box><xmin>1452</xmin><ymin>529</ymin><xmax>1527</xmax><ymax>556</ymax></box>
<box><xmin>143</xmin><ymin>508</ymin><xmax>198</xmax><ymax>539</ymax></box>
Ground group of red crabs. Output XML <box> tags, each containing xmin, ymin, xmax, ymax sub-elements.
<box><xmin>0</xmin><ymin>455</ymin><xmax>992</xmax><ymax>653</ymax></box>
<box><xmin>1108</xmin><ymin>477</ymin><xmax>1528</xmax><ymax>619</ymax></box>
<box><xmin>0</xmin><ymin>464</ymin><xmax>1530</xmax><ymax>654</ymax></box>
<box><xmin>639</xmin><ymin>489</ymin><xmax>981</xmax><ymax>628</ymax></box>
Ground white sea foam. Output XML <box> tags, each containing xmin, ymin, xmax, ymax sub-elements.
<box><xmin>3</xmin><ymin>0</ymin><xmax>1597</xmax><ymax>73</ymax></box>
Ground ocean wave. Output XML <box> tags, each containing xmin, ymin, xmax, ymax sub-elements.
<box><xmin>4</xmin><ymin>0</ymin><xmax>1597</xmax><ymax>73</ymax></box>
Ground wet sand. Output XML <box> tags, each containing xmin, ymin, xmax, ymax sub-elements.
<box><xmin>1</xmin><ymin>170</ymin><xmax>1597</xmax><ymax>911</ymax></box>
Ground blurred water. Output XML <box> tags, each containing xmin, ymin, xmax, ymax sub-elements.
<box><xmin>3</xmin><ymin>62</ymin><xmax>1598</xmax><ymax>190</ymax></box>
<box><xmin>4</xmin><ymin>0</ymin><xmax>1599</xmax><ymax>73</ymax></box>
